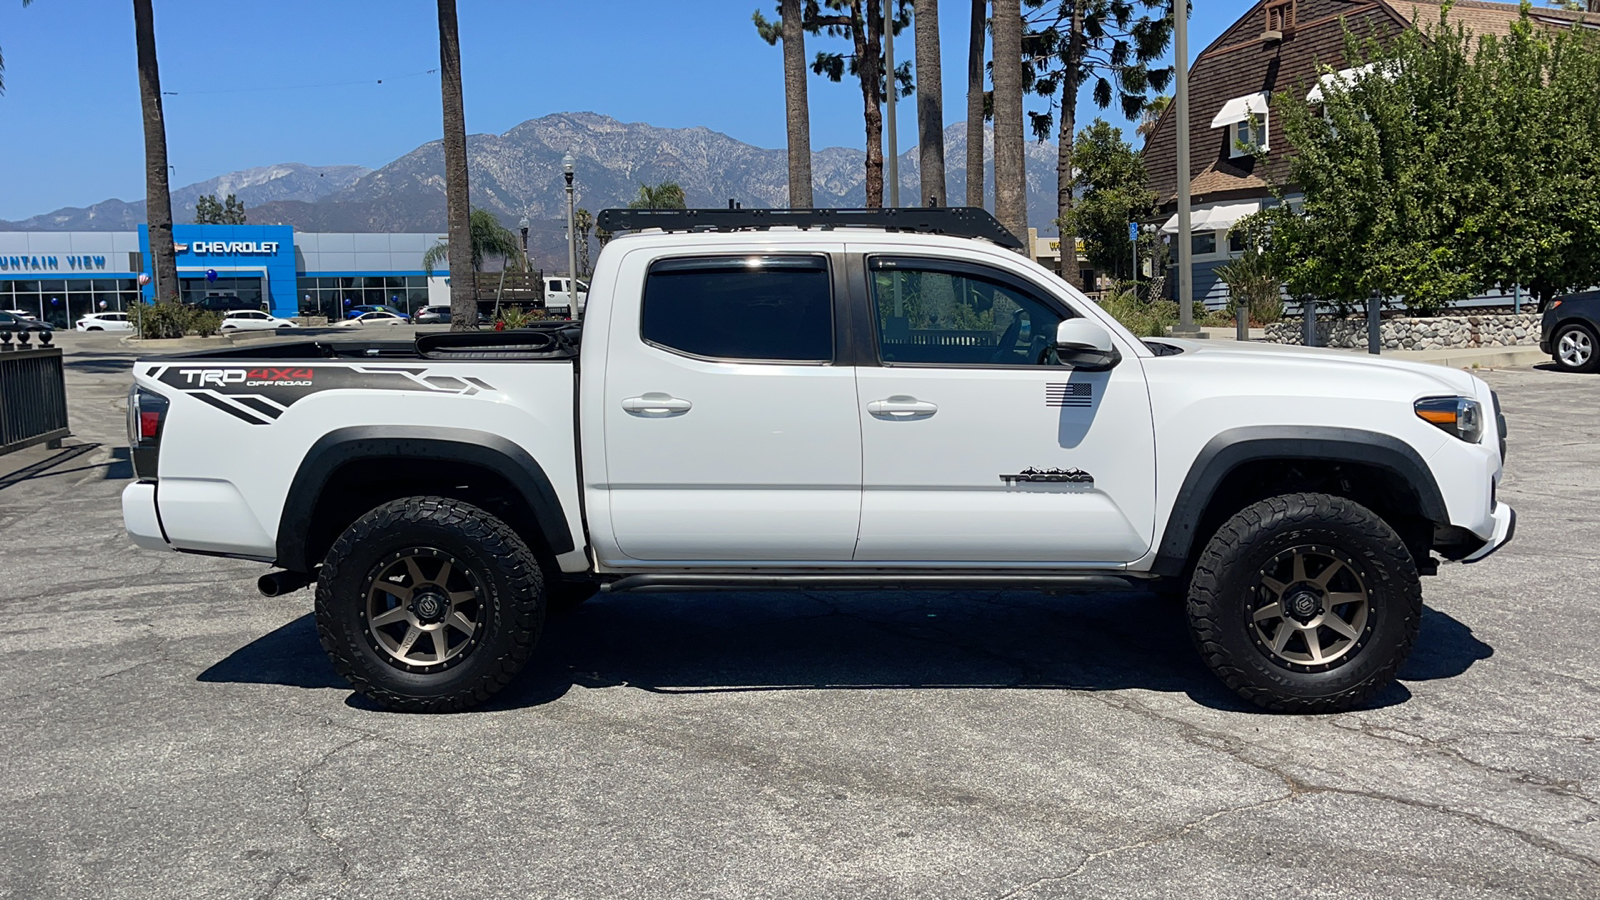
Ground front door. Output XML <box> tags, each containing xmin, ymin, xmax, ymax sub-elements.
<box><xmin>600</xmin><ymin>251</ymin><xmax>862</xmax><ymax>562</ymax></box>
<box><xmin>850</xmin><ymin>251</ymin><xmax>1156</xmax><ymax>564</ymax></box>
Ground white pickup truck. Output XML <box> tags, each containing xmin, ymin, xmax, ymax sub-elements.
<box><xmin>121</xmin><ymin>208</ymin><xmax>1513</xmax><ymax>714</ymax></box>
<box><xmin>542</xmin><ymin>274</ymin><xmax>587</xmax><ymax>317</ymax></box>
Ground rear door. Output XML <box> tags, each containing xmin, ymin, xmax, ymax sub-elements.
<box><xmin>848</xmin><ymin>248</ymin><xmax>1156</xmax><ymax>564</ymax></box>
<box><xmin>596</xmin><ymin>246</ymin><xmax>863</xmax><ymax>562</ymax></box>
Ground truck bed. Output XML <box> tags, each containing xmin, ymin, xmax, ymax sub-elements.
<box><xmin>147</xmin><ymin>324</ymin><xmax>582</xmax><ymax>362</ymax></box>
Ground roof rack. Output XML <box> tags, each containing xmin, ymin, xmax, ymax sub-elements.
<box><xmin>594</xmin><ymin>207</ymin><xmax>1025</xmax><ymax>252</ymax></box>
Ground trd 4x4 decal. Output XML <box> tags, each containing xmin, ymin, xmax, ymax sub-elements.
<box><xmin>146</xmin><ymin>364</ymin><xmax>496</xmax><ymax>425</ymax></box>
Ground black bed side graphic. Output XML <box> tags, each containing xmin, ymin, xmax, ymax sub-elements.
<box><xmin>147</xmin><ymin>365</ymin><xmax>496</xmax><ymax>425</ymax></box>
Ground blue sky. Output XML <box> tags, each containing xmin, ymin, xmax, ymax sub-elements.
<box><xmin>0</xmin><ymin>0</ymin><xmax>1236</xmax><ymax>220</ymax></box>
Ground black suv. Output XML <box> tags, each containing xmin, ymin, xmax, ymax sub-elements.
<box><xmin>1540</xmin><ymin>289</ymin><xmax>1600</xmax><ymax>373</ymax></box>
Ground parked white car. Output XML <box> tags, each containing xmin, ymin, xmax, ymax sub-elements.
<box><xmin>220</xmin><ymin>310</ymin><xmax>297</xmax><ymax>331</ymax></box>
<box><xmin>75</xmin><ymin>312</ymin><xmax>134</xmax><ymax>332</ymax></box>
<box><xmin>339</xmin><ymin>311</ymin><xmax>408</xmax><ymax>327</ymax></box>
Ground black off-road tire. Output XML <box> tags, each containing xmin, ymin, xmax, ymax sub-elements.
<box><xmin>314</xmin><ymin>496</ymin><xmax>545</xmax><ymax>712</ymax></box>
<box><xmin>1187</xmin><ymin>493</ymin><xmax>1422</xmax><ymax>713</ymax></box>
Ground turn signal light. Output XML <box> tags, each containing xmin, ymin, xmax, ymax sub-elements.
<box><xmin>1414</xmin><ymin>397</ymin><xmax>1483</xmax><ymax>443</ymax></box>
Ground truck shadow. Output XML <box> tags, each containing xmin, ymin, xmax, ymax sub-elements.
<box><xmin>200</xmin><ymin>590</ymin><xmax>1493</xmax><ymax>714</ymax></box>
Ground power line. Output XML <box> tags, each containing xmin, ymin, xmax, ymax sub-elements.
<box><xmin>163</xmin><ymin>67</ymin><xmax>438</xmax><ymax>97</ymax></box>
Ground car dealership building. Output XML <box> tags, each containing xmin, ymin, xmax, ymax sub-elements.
<box><xmin>0</xmin><ymin>224</ymin><xmax>448</xmax><ymax>328</ymax></box>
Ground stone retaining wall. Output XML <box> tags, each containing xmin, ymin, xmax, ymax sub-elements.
<box><xmin>1263</xmin><ymin>313</ymin><xmax>1540</xmax><ymax>350</ymax></box>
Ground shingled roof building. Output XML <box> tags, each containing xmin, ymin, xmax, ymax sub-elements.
<box><xmin>1141</xmin><ymin>0</ymin><xmax>1599</xmax><ymax>307</ymax></box>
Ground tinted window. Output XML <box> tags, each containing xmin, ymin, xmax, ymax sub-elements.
<box><xmin>870</xmin><ymin>259</ymin><xmax>1067</xmax><ymax>367</ymax></box>
<box><xmin>642</xmin><ymin>256</ymin><xmax>832</xmax><ymax>362</ymax></box>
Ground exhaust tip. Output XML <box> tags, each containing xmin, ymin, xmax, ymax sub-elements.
<box><xmin>258</xmin><ymin>570</ymin><xmax>314</xmax><ymax>597</ymax></box>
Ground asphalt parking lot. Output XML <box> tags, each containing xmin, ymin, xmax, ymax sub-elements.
<box><xmin>2</xmin><ymin>331</ymin><xmax>1596</xmax><ymax>899</ymax></box>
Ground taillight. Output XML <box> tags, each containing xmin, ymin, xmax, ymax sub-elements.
<box><xmin>127</xmin><ymin>386</ymin><xmax>169</xmax><ymax>481</ymax></box>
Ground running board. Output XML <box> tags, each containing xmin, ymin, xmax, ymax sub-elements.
<box><xmin>600</xmin><ymin>572</ymin><xmax>1150</xmax><ymax>594</ymax></box>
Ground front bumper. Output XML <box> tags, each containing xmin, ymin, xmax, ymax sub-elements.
<box><xmin>1462</xmin><ymin>503</ymin><xmax>1516</xmax><ymax>564</ymax></box>
<box><xmin>121</xmin><ymin>481</ymin><xmax>170</xmax><ymax>552</ymax></box>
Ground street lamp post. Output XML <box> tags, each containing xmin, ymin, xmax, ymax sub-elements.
<box><xmin>563</xmin><ymin>153</ymin><xmax>579</xmax><ymax>319</ymax></box>
<box><xmin>1171</xmin><ymin>2</ymin><xmax>1201</xmax><ymax>338</ymax></box>
<box><xmin>518</xmin><ymin>215</ymin><xmax>530</xmax><ymax>274</ymax></box>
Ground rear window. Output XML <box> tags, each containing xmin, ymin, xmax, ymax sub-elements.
<box><xmin>641</xmin><ymin>255</ymin><xmax>833</xmax><ymax>362</ymax></box>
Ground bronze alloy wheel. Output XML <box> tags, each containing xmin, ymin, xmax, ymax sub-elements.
<box><xmin>1249</xmin><ymin>544</ymin><xmax>1373</xmax><ymax>672</ymax></box>
<box><xmin>362</xmin><ymin>547</ymin><xmax>486</xmax><ymax>673</ymax></box>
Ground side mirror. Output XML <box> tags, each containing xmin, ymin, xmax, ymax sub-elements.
<box><xmin>1055</xmin><ymin>319</ymin><xmax>1121</xmax><ymax>371</ymax></box>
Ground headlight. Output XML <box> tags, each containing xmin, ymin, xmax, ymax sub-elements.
<box><xmin>1415</xmin><ymin>396</ymin><xmax>1484</xmax><ymax>443</ymax></box>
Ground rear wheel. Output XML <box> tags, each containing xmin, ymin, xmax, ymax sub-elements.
<box><xmin>1554</xmin><ymin>322</ymin><xmax>1598</xmax><ymax>373</ymax></box>
<box><xmin>315</xmin><ymin>496</ymin><xmax>544</xmax><ymax>712</ymax></box>
<box><xmin>1187</xmin><ymin>493</ymin><xmax>1421</xmax><ymax>713</ymax></box>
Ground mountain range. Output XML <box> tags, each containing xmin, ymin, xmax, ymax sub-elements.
<box><xmin>0</xmin><ymin>113</ymin><xmax>1063</xmax><ymax>263</ymax></box>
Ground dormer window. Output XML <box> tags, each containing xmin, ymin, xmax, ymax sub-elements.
<box><xmin>1210</xmin><ymin>92</ymin><xmax>1271</xmax><ymax>158</ymax></box>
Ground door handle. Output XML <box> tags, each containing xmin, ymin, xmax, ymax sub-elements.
<box><xmin>622</xmin><ymin>393</ymin><xmax>692</xmax><ymax>416</ymax></box>
<box><xmin>867</xmin><ymin>396</ymin><xmax>938</xmax><ymax>420</ymax></box>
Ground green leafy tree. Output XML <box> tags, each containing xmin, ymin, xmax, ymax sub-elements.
<box><xmin>1059</xmin><ymin>119</ymin><xmax>1152</xmax><ymax>281</ymax></box>
<box><xmin>627</xmin><ymin>182</ymin><xmax>688</xmax><ymax>209</ymax></box>
<box><xmin>422</xmin><ymin>209</ymin><xmax>524</xmax><ymax>274</ymax></box>
<box><xmin>1259</xmin><ymin>22</ymin><xmax>1478</xmax><ymax>315</ymax></box>
<box><xmin>1458</xmin><ymin>15</ymin><xmax>1600</xmax><ymax>307</ymax></box>
<box><xmin>1262</xmin><ymin>9</ymin><xmax>1600</xmax><ymax>314</ymax></box>
<box><xmin>1022</xmin><ymin>0</ymin><xmax>1174</xmax><ymax>284</ymax></box>
<box><xmin>194</xmin><ymin>193</ymin><xmax>246</xmax><ymax>224</ymax></box>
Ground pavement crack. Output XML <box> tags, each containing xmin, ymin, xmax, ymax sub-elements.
<box><xmin>990</xmin><ymin>791</ymin><xmax>1300</xmax><ymax>899</ymax></box>
<box><xmin>285</xmin><ymin>733</ymin><xmax>372</xmax><ymax>898</ymax></box>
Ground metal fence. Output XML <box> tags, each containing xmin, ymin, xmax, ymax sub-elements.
<box><xmin>0</xmin><ymin>344</ymin><xmax>70</xmax><ymax>456</ymax></box>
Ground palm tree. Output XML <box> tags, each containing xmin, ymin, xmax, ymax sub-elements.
<box><xmin>754</xmin><ymin>0</ymin><xmax>815</xmax><ymax>207</ymax></box>
<box><xmin>0</xmin><ymin>0</ymin><xmax>37</xmax><ymax>97</ymax></box>
<box><xmin>437</xmin><ymin>0</ymin><xmax>474</xmax><ymax>330</ymax></box>
<box><xmin>1136</xmin><ymin>94</ymin><xmax>1171</xmax><ymax>142</ymax></box>
<box><xmin>627</xmin><ymin>182</ymin><xmax>687</xmax><ymax>209</ymax></box>
<box><xmin>422</xmin><ymin>209</ymin><xmax>524</xmax><ymax>274</ymax></box>
<box><xmin>574</xmin><ymin>208</ymin><xmax>594</xmax><ymax>276</ymax></box>
<box><xmin>991</xmin><ymin>0</ymin><xmax>1027</xmax><ymax>247</ymax></box>
<box><xmin>809</xmin><ymin>0</ymin><xmax>906</xmax><ymax>207</ymax></box>
<box><xmin>133</xmin><ymin>0</ymin><xmax>179</xmax><ymax>305</ymax></box>
<box><xmin>966</xmin><ymin>0</ymin><xmax>987</xmax><ymax>209</ymax></box>
<box><xmin>914</xmin><ymin>0</ymin><xmax>947</xmax><ymax>206</ymax></box>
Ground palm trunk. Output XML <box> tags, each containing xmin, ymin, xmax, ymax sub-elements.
<box><xmin>782</xmin><ymin>0</ymin><xmax>814</xmax><ymax>208</ymax></box>
<box><xmin>437</xmin><ymin>0</ymin><xmax>475</xmax><ymax>331</ymax></box>
<box><xmin>914</xmin><ymin>0</ymin><xmax>947</xmax><ymax>207</ymax></box>
<box><xmin>855</xmin><ymin>0</ymin><xmax>886</xmax><ymax>207</ymax></box>
<box><xmin>966</xmin><ymin>0</ymin><xmax>986</xmax><ymax>208</ymax></box>
<box><xmin>991</xmin><ymin>0</ymin><xmax>1026</xmax><ymax>248</ymax></box>
<box><xmin>1055</xmin><ymin>8</ymin><xmax>1084</xmax><ymax>285</ymax></box>
<box><xmin>133</xmin><ymin>0</ymin><xmax>178</xmax><ymax>306</ymax></box>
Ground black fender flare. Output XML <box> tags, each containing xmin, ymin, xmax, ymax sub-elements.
<box><xmin>1150</xmin><ymin>425</ymin><xmax>1448</xmax><ymax>577</ymax></box>
<box><xmin>275</xmin><ymin>425</ymin><xmax>574</xmax><ymax>572</ymax></box>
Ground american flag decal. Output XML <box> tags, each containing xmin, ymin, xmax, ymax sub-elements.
<box><xmin>1045</xmin><ymin>383</ymin><xmax>1093</xmax><ymax>407</ymax></box>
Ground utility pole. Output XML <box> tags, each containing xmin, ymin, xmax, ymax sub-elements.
<box><xmin>1171</xmin><ymin>1</ymin><xmax>1201</xmax><ymax>338</ymax></box>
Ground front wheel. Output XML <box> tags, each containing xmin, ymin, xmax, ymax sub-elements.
<box><xmin>314</xmin><ymin>496</ymin><xmax>545</xmax><ymax>712</ymax></box>
<box><xmin>1553</xmin><ymin>322</ymin><xmax>1598</xmax><ymax>373</ymax></box>
<box><xmin>1186</xmin><ymin>493</ymin><xmax>1421</xmax><ymax>713</ymax></box>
